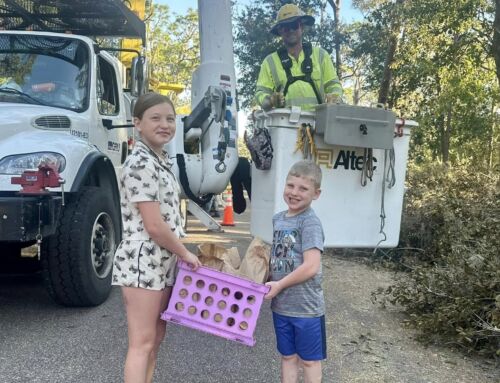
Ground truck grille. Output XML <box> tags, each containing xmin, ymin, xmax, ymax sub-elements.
<box><xmin>34</xmin><ymin>116</ymin><xmax>71</xmax><ymax>130</ymax></box>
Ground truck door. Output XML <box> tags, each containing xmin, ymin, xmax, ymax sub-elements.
<box><xmin>92</xmin><ymin>55</ymin><xmax>128</xmax><ymax>167</ymax></box>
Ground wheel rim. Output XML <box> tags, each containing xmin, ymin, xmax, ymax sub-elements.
<box><xmin>90</xmin><ymin>212</ymin><xmax>115</xmax><ymax>279</ymax></box>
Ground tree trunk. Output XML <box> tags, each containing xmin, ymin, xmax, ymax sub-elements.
<box><xmin>327</xmin><ymin>0</ymin><xmax>342</xmax><ymax>79</ymax></box>
<box><xmin>435</xmin><ymin>113</ymin><xmax>445</xmax><ymax>162</ymax></box>
<box><xmin>353</xmin><ymin>75</ymin><xmax>360</xmax><ymax>105</ymax></box>
<box><xmin>493</xmin><ymin>0</ymin><xmax>500</xmax><ymax>86</ymax></box>
<box><xmin>488</xmin><ymin>103</ymin><xmax>499</xmax><ymax>172</ymax></box>
<box><xmin>378</xmin><ymin>29</ymin><xmax>398</xmax><ymax>105</ymax></box>
<box><xmin>377</xmin><ymin>0</ymin><xmax>406</xmax><ymax>105</ymax></box>
<box><xmin>441</xmin><ymin>107</ymin><xmax>452</xmax><ymax>164</ymax></box>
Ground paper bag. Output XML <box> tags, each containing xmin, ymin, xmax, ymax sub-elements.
<box><xmin>197</xmin><ymin>243</ymin><xmax>241</xmax><ymax>272</ymax></box>
<box><xmin>238</xmin><ymin>237</ymin><xmax>271</xmax><ymax>284</ymax></box>
<box><xmin>196</xmin><ymin>238</ymin><xmax>271</xmax><ymax>284</ymax></box>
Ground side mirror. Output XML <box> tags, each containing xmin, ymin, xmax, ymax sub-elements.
<box><xmin>130</xmin><ymin>56</ymin><xmax>148</xmax><ymax>97</ymax></box>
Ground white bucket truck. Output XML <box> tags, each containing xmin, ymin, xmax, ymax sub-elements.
<box><xmin>0</xmin><ymin>0</ymin><xmax>239</xmax><ymax>306</ymax></box>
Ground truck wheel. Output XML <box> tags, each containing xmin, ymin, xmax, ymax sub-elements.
<box><xmin>41</xmin><ymin>186</ymin><xmax>120</xmax><ymax>307</ymax></box>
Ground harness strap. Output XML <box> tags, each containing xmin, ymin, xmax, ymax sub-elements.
<box><xmin>277</xmin><ymin>42</ymin><xmax>323</xmax><ymax>104</ymax></box>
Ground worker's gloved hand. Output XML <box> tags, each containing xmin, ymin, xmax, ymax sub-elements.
<box><xmin>325</xmin><ymin>93</ymin><xmax>341</xmax><ymax>104</ymax></box>
<box><xmin>270</xmin><ymin>92</ymin><xmax>285</xmax><ymax>108</ymax></box>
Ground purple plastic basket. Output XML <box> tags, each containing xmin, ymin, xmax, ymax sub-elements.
<box><xmin>161</xmin><ymin>261</ymin><xmax>269</xmax><ymax>347</ymax></box>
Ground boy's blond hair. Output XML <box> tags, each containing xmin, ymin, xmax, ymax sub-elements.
<box><xmin>287</xmin><ymin>160</ymin><xmax>322</xmax><ymax>189</ymax></box>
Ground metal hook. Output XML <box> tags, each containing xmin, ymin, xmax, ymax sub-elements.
<box><xmin>215</xmin><ymin>161</ymin><xmax>227</xmax><ymax>173</ymax></box>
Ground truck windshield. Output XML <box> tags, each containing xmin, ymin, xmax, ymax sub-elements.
<box><xmin>0</xmin><ymin>35</ymin><xmax>89</xmax><ymax>112</ymax></box>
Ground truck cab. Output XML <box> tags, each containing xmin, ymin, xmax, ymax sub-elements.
<box><xmin>0</xmin><ymin>31</ymin><xmax>130</xmax><ymax>184</ymax></box>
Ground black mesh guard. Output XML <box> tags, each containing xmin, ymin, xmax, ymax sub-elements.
<box><xmin>0</xmin><ymin>0</ymin><xmax>145</xmax><ymax>44</ymax></box>
<box><xmin>0</xmin><ymin>34</ymin><xmax>84</xmax><ymax>65</ymax></box>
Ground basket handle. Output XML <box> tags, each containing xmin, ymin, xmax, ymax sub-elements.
<box><xmin>251</xmin><ymin>283</ymin><xmax>271</xmax><ymax>293</ymax></box>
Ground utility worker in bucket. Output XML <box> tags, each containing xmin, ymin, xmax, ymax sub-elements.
<box><xmin>255</xmin><ymin>3</ymin><xmax>342</xmax><ymax>112</ymax></box>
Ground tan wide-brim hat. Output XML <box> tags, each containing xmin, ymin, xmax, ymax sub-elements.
<box><xmin>270</xmin><ymin>4</ymin><xmax>315</xmax><ymax>35</ymax></box>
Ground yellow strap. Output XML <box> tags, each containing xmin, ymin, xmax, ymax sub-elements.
<box><xmin>306</xmin><ymin>125</ymin><xmax>316</xmax><ymax>157</ymax></box>
<box><xmin>294</xmin><ymin>125</ymin><xmax>305</xmax><ymax>154</ymax></box>
<box><xmin>294</xmin><ymin>124</ymin><xmax>317</xmax><ymax>159</ymax></box>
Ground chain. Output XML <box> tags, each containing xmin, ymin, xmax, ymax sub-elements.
<box><xmin>36</xmin><ymin>202</ymin><xmax>43</xmax><ymax>261</ymax></box>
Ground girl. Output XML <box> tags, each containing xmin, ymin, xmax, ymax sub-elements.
<box><xmin>112</xmin><ymin>92</ymin><xmax>201</xmax><ymax>383</ymax></box>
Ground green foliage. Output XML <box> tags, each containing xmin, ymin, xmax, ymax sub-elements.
<box><xmin>347</xmin><ymin>0</ymin><xmax>499</xmax><ymax>169</ymax></box>
<box><xmin>346</xmin><ymin>18</ymin><xmax>387</xmax><ymax>97</ymax></box>
<box><xmin>373</xmin><ymin>163</ymin><xmax>500</xmax><ymax>358</ymax></box>
<box><xmin>234</xmin><ymin>2</ymin><xmax>276</xmax><ymax>109</ymax></box>
<box><xmin>146</xmin><ymin>5</ymin><xmax>199</xmax><ymax>105</ymax></box>
<box><xmin>0</xmin><ymin>55</ymin><xmax>35</xmax><ymax>85</ymax></box>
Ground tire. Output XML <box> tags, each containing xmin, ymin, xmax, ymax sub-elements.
<box><xmin>41</xmin><ymin>186</ymin><xmax>120</xmax><ymax>307</ymax></box>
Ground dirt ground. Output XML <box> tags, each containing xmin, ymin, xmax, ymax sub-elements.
<box><xmin>321</xmin><ymin>253</ymin><xmax>499</xmax><ymax>383</ymax></box>
<box><xmin>184</xmin><ymin>210</ymin><xmax>499</xmax><ymax>383</ymax></box>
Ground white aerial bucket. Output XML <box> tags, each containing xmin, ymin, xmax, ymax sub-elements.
<box><xmin>250</xmin><ymin>106</ymin><xmax>417</xmax><ymax>248</ymax></box>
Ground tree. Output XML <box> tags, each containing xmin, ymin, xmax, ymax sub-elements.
<box><xmin>326</xmin><ymin>0</ymin><xmax>343</xmax><ymax>79</ymax></box>
<box><xmin>146</xmin><ymin>4</ymin><xmax>199</xmax><ymax>105</ymax></box>
<box><xmin>493</xmin><ymin>0</ymin><xmax>500</xmax><ymax>86</ymax></box>
<box><xmin>400</xmin><ymin>0</ymin><xmax>498</xmax><ymax>167</ymax></box>
<box><xmin>347</xmin><ymin>0</ymin><xmax>499</xmax><ymax>168</ymax></box>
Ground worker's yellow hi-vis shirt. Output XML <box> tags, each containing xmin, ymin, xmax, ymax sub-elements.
<box><xmin>255</xmin><ymin>45</ymin><xmax>342</xmax><ymax>111</ymax></box>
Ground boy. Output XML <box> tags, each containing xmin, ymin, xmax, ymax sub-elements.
<box><xmin>265</xmin><ymin>160</ymin><xmax>326</xmax><ymax>383</ymax></box>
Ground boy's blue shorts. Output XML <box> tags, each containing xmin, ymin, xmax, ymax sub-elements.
<box><xmin>272</xmin><ymin>312</ymin><xmax>327</xmax><ymax>361</ymax></box>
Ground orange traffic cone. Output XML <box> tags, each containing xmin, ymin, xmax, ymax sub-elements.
<box><xmin>221</xmin><ymin>191</ymin><xmax>235</xmax><ymax>226</ymax></box>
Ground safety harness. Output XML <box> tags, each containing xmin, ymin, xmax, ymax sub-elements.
<box><xmin>277</xmin><ymin>41</ymin><xmax>323</xmax><ymax>104</ymax></box>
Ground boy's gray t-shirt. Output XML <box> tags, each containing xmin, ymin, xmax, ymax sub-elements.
<box><xmin>270</xmin><ymin>208</ymin><xmax>325</xmax><ymax>317</ymax></box>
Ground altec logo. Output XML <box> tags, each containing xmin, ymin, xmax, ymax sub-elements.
<box><xmin>316</xmin><ymin>148</ymin><xmax>377</xmax><ymax>171</ymax></box>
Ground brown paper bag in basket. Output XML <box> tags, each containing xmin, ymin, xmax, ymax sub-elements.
<box><xmin>238</xmin><ymin>237</ymin><xmax>271</xmax><ymax>284</ymax></box>
<box><xmin>197</xmin><ymin>243</ymin><xmax>241</xmax><ymax>274</ymax></box>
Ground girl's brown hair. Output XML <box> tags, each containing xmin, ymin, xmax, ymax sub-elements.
<box><xmin>133</xmin><ymin>92</ymin><xmax>176</xmax><ymax>119</ymax></box>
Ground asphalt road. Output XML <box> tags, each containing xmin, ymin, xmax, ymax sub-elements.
<box><xmin>0</xmin><ymin>209</ymin><xmax>281</xmax><ymax>383</ymax></box>
<box><xmin>1</xmin><ymin>208</ymin><xmax>497</xmax><ymax>383</ymax></box>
